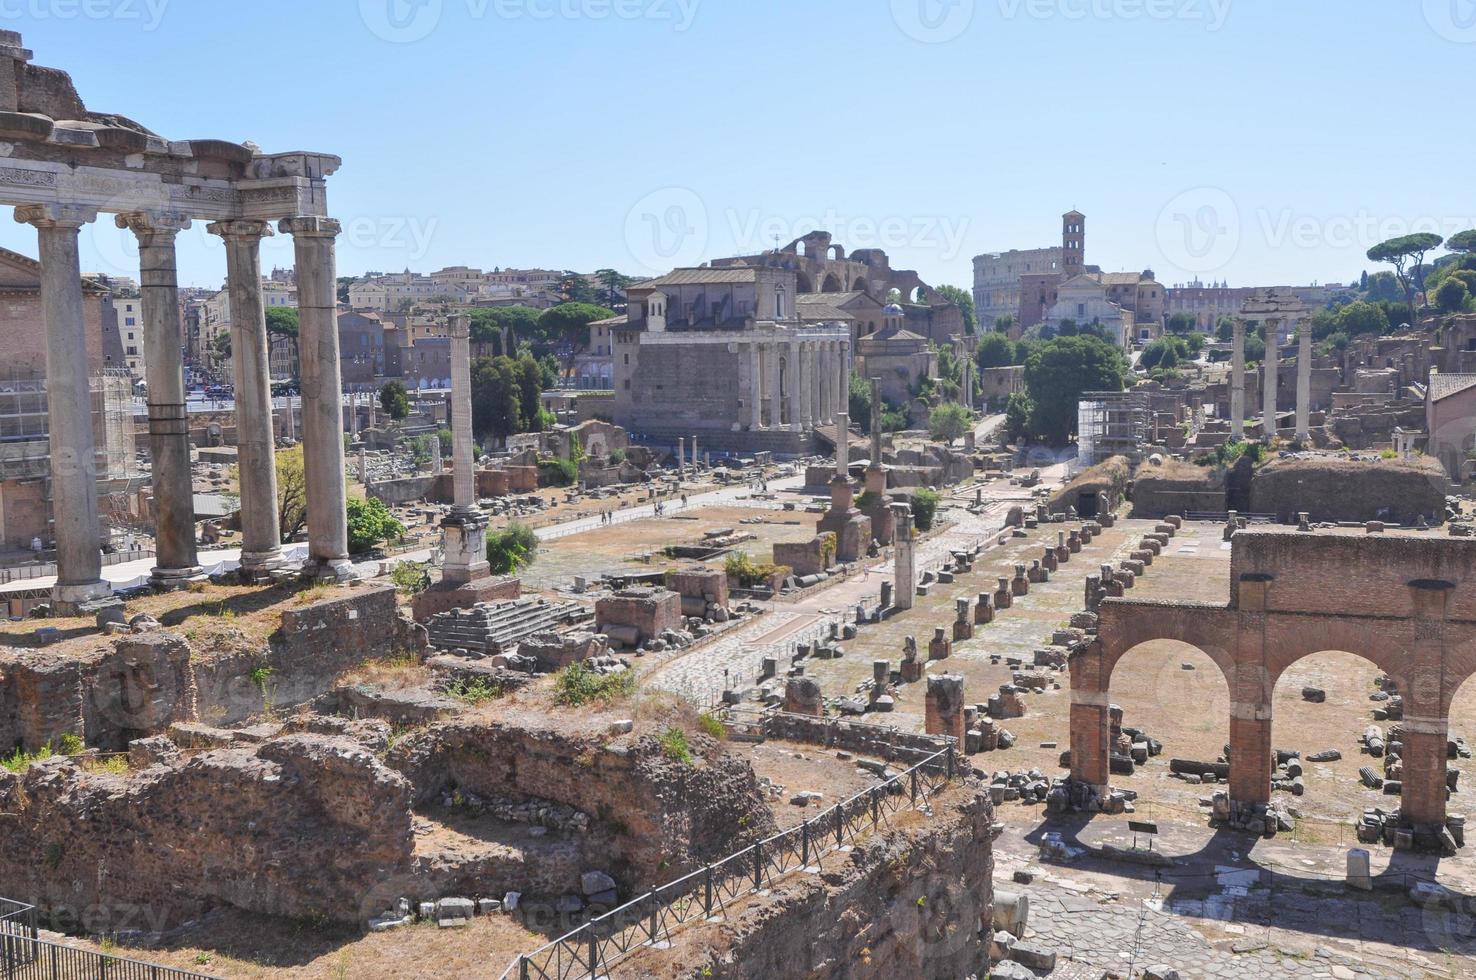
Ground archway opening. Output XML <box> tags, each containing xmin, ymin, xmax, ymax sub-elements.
<box><xmin>1270</xmin><ymin>651</ymin><xmax>1395</xmax><ymax>825</ymax></box>
<box><xmin>1104</xmin><ymin>641</ymin><xmax>1231</xmax><ymax>802</ymax></box>
<box><xmin>796</xmin><ymin>271</ymin><xmax>814</xmax><ymax>293</ymax></box>
<box><xmin>821</xmin><ymin>273</ymin><xmax>842</xmax><ymax>293</ymax></box>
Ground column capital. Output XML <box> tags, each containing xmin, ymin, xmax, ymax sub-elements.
<box><xmin>448</xmin><ymin>313</ymin><xmax>470</xmax><ymax>341</ymax></box>
<box><xmin>115</xmin><ymin>210</ymin><xmax>192</xmax><ymax>239</ymax></box>
<box><xmin>207</xmin><ymin>218</ymin><xmax>274</xmax><ymax>243</ymax></box>
<box><xmin>15</xmin><ymin>203</ymin><xmax>96</xmax><ymax>229</ymax></box>
<box><xmin>278</xmin><ymin>215</ymin><xmax>341</xmax><ymax>239</ymax></box>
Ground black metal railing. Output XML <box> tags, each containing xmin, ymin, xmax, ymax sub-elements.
<box><xmin>499</xmin><ymin>743</ymin><xmax>957</xmax><ymax>980</ymax></box>
<box><xmin>0</xmin><ymin>899</ymin><xmax>219</xmax><ymax>979</ymax></box>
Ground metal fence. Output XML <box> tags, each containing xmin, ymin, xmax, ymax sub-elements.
<box><xmin>498</xmin><ymin>743</ymin><xmax>959</xmax><ymax>980</ymax></box>
<box><xmin>0</xmin><ymin>899</ymin><xmax>218</xmax><ymax>979</ymax></box>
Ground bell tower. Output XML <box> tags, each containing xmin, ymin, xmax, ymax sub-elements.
<box><xmin>1062</xmin><ymin>210</ymin><xmax>1085</xmax><ymax>279</ymax></box>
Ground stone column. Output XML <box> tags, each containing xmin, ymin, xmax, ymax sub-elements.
<box><xmin>1295</xmin><ymin>317</ymin><xmax>1311</xmax><ymax>441</ymax></box>
<box><xmin>747</xmin><ymin>344</ymin><xmax>762</xmax><ymax>429</ymax></box>
<box><xmin>834</xmin><ymin>411</ymin><xmax>849</xmax><ymax>481</ymax></box>
<box><xmin>16</xmin><ymin>205</ymin><xmax>110</xmax><ymax>609</ymax></box>
<box><xmin>797</xmin><ymin>341</ymin><xmax>813</xmax><ymax>430</ymax></box>
<box><xmin>691</xmin><ymin>434</ymin><xmax>699</xmax><ymax>471</ymax></box>
<box><xmin>440</xmin><ymin>314</ymin><xmax>490</xmax><ymax>585</ymax></box>
<box><xmin>281</xmin><ymin>217</ymin><xmax>350</xmax><ymax>581</ymax></box>
<box><xmin>119</xmin><ymin>211</ymin><xmax>202</xmax><ymax>587</ymax></box>
<box><xmin>1262</xmin><ymin>318</ymin><xmax>1279</xmax><ymax>441</ymax></box>
<box><xmin>209</xmin><ymin>220</ymin><xmax>285</xmax><ymax>573</ymax></box>
<box><xmin>677</xmin><ymin>437</ymin><xmax>685</xmax><ymax>477</ymax></box>
<box><xmin>284</xmin><ymin>392</ymin><xmax>296</xmax><ymax>443</ymax></box>
<box><xmin>869</xmin><ymin>377</ymin><xmax>883</xmax><ymax>466</ymax></box>
<box><xmin>1230</xmin><ymin>318</ymin><xmax>1246</xmax><ymax>441</ymax></box>
<box><xmin>766</xmin><ymin>342</ymin><xmax>782</xmax><ymax>428</ymax></box>
<box><xmin>893</xmin><ymin>503</ymin><xmax>916</xmax><ymax>611</ymax></box>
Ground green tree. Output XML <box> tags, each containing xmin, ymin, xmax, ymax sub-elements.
<box><xmin>1437</xmin><ymin>277</ymin><xmax>1471</xmax><ymax>314</ymax></box>
<box><xmin>976</xmin><ymin>332</ymin><xmax>1016</xmax><ymax>370</ymax></box>
<box><xmin>1368</xmin><ymin>233</ymin><xmax>1443</xmax><ymax>316</ymax></box>
<box><xmin>486</xmin><ymin>523</ymin><xmax>538</xmax><ymax>574</ymax></box>
<box><xmin>346</xmin><ymin>497</ymin><xmax>405</xmax><ymax>554</ymax></box>
<box><xmin>556</xmin><ymin>271</ymin><xmax>600</xmax><ymax>305</ymax></box>
<box><xmin>1022</xmin><ymin>335</ymin><xmax>1128</xmax><ymax>444</ymax></box>
<box><xmin>264</xmin><ymin>307</ymin><xmax>300</xmax><ymax>381</ymax></box>
<box><xmin>593</xmin><ymin>268</ymin><xmax>634</xmax><ymax>308</ymax></box>
<box><xmin>1166</xmin><ymin>313</ymin><xmax>1198</xmax><ymax>335</ymax></box>
<box><xmin>470</xmin><ymin>355</ymin><xmax>524</xmax><ymax>443</ymax></box>
<box><xmin>934</xmin><ymin>284</ymin><xmax>977</xmax><ymax>334</ymax></box>
<box><xmin>515</xmin><ymin>355</ymin><xmax>546</xmax><ymax>432</ymax></box>
<box><xmin>1448</xmin><ymin>230</ymin><xmax>1476</xmax><ymax>255</ymax></box>
<box><xmin>994</xmin><ymin>314</ymin><xmax>1016</xmax><ymax>334</ymax></box>
<box><xmin>928</xmin><ymin>402</ymin><xmax>971</xmax><ymax>444</ymax></box>
<box><xmin>468</xmin><ymin>306</ymin><xmax>541</xmax><ymax>354</ymax></box>
<box><xmin>848</xmin><ymin>371</ymin><xmax>873</xmax><ymax>433</ymax></box>
<box><xmin>536</xmin><ymin>302</ymin><xmax>616</xmax><ymax>352</ymax></box>
<box><xmin>1004</xmin><ymin>391</ymin><xmax>1035</xmax><ymax>442</ymax></box>
<box><xmin>1336</xmin><ymin>300</ymin><xmax>1390</xmax><ymax>338</ymax></box>
<box><xmin>1139</xmin><ymin>337</ymin><xmax>1186</xmax><ymax>372</ymax></box>
<box><xmin>379</xmin><ymin>380</ymin><xmax>411</xmax><ymax>421</ymax></box>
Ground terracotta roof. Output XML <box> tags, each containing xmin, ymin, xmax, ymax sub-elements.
<box><xmin>1100</xmin><ymin>272</ymin><xmax>1145</xmax><ymax>286</ymax></box>
<box><xmin>639</xmin><ymin>268</ymin><xmax>757</xmax><ymax>288</ymax></box>
<box><xmin>588</xmin><ymin>314</ymin><xmax>628</xmax><ymax>327</ymax></box>
<box><xmin>1429</xmin><ymin>373</ymin><xmax>1476</xmax><ymax>402</ymax></box>
<box><xmin>796</xmin><ymin>301</ymin><xmax>853</xmax><ymax>321</ymax></box>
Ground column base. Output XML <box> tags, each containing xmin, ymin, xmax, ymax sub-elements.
<box><xmin>238</xmin><ymin>548</ymin><xmax>297</xmax><ymax>582</ymax></box>
<box><xmin>51</xmin><ymin>579</ymin><xmax>114</xmax><ymax>615</ymax></box>
<box><xmin>302</xmin><ymin>557</ymin><xmax>355</xmax><ymax>583</ymax></box>
<box><xmin>150</xmin><ymin>565</ymin><xmax>208</xmax><ymax>590</ymax></box>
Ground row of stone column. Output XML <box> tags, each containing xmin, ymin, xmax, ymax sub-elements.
<box><xmin>749</xmin><ymin>336</ymin><xmax>848</xmax><ymax>431</ymax></box>
<box><xmin>16</xmin><ymin>204</ymin><xmax>352</xmax><ymax>608</ymax></box>
<box><xmin>1230</xmin><ymin>316</ymin><xmax>1313</xmax><ymax>442</ymax></box>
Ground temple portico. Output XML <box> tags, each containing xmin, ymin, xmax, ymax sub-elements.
<box><xmin>0</xmin><ymin>31</ymin><xmax>349</xmax><ymax>608</ymax></box>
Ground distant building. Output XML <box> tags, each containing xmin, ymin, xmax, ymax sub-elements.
<box><xmin>1166</xmin><ymin>280</ymin><xmax>1343</xmax><ymax>332</ymax></box>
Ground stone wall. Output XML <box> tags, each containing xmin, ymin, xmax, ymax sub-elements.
<box><xmin>638</xmin><ymin>785</ymin><xmax>995</xmax><ymax>980</ymax></box>
<box><xmin>595</xmin><ymin>588</ymin><xmax>683</xmax><ymax>647</ymax></box>
<box><xmin>0</xmin><ymin>734</ymin><xmax>414</xmax><ymax>930</ymax></box>
<box><xmin>1131</xmin><ymin>459</ymin><xmax>1227</xmax><ymax>517</ymax></box>
<box><xmin>387</xmin><ymin>718</ymin><xmax>777</xmax><ymax>886</ymax></box>
<box><xmin>761</xmin><ymin>712</ymin><xmax>951</xmax><ymax>764</ymax></box>
<box><xmin>1049</xmin><ymin>456</ymin><xmax>1130</xmax><ymax>517</ymax></box>
<box><xmin>1248</xmin><ymin>455</ymin><xmax>1446</xmax><ymax>525</ymax></box>
<box><xmin>0</xmin><ymin>587</ymin><xmax>426</xmax><ymax>752</ymax></box>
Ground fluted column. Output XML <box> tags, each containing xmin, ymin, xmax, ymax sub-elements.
<box><xmin>281</xmin><ymin>217</ymin><xmax>350</xmax><ymax>580</ymax></box>
<box><xmin>798</xmin><ymin>341</ymin><xmax>813</xmax><ymax>430</ymax></box>
<box><xmin>209</xmin><ymin>220</ymin><xmax>285</xmax><ymax>573</ymax></box>
<box><xmin>118</xmin><ymin>211</ymin><xmax>202</xmax><ymax>586</ymax></box>
<box><xmin>767</xmin><ymin>342</ymin><xmax>782</xmax><ymax>427</ymax></box>
<box><xmin>1295</xmin><ymin>317</ymin><xmax>1311</xmax><ymax>441</ymax></box>
<box><xmin>1230</xmin><ymin>318</ymin><xmax>1246</xmax><ymax>441</ymax></box>
<box><xmin>15</xmin><ymin>205</ymin><xmax>110</xmax><ymax>610</ymax></box>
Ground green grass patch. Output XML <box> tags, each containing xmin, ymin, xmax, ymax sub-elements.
<box><xmin>697</xmin><ymin>713</ymin><xmax>726</xmax><ymax>740</ymax></box>
<box><xmin>442</xmin><ymin>676</ymin><xmax>504</xmax><ymax>705</ymax></box>
<box><xmin>554</xmin><ymin>662</ymin><xmax>638</xmax><ymax>707</ymax></box>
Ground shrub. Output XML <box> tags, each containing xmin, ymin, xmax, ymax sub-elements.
<box><xmin>608</xmin><ymin>448</ymin><xmax>627</xmax><ymax>465</ymax></box>
<box><xmin>379</xmin><ymin>380</ymin><xmax>410</xmax><ymax>421</ymax></box>
<box><xmin>659</xmin><ymin>726</ymin><xmax>693</xmax><ymax>764</ymax></box>
<box><xmin>486</xmin><ymin>523</ymin><xmax>538</xmax><ymax>575</ymax></box>
<box><xmin>538</xmin><ymin>457</ymin><xmax>578</xmax><ymax>487</ymax></box>
<box><xmin>347</xmin><ymin>497</ymin><xmax>406</xmax><ymax>554</ymax></box>
<box><xmin>554</xmin><ymin>663</ymin><xmax>637</xmax><ymax>707</ymax></box>
<box><xmin>442</xmin><ymin>676</ymin><xmax>503</xmax><ymax>704</ymax></box>
<box><xmin>911</xmin><ymin>488</ymin><xmax>941</xmax><ymax>531</ymax></box>
<box><xmin>928</xmin><ymin>402</ymin><xmax>972</xmax><ymax>444</ymax></box>
<box><xmin>390</xmin><ymin>560</ymin><xmax>431</xmax><ymax>596</ymax></box>
<box><xmin>697</xmin><ymin>713</ymin><xmax>726</xmax><ymax>740</ymax></box>
<box><xmin>724</xmin><ymin>551</ymin><xmax>788</xmax><ymax>588</ymax></box>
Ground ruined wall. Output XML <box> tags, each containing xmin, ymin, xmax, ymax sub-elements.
<box><xmin>641</xmin><ymin>786</ymin><xmax>996</xmax><ymax>980</ymax></box>
<box><xmin>0</xmin><ymin>588</ymin><xmax>426</xmax><ymax>752</ymax></box>
<box><xmin>1248</xmin><ymin>456</ymin><xmax>1445</xmax><ymax>525</ymax></box>
<box><xmin>0</xmin><ymin>735</ymin><xmax>414</xmax><ymax>930</ymax></box>
<box><xmin>1049</xmin><ymin>456</ymin><xmax>1130</xmax><ymax>516</ymax></box>
<box><xmin>1229</xmin><ymin>530</ymin><xmax>1476</xmax><ymax>622</ymax></box>
<box><xmin>388</xmin><ymin>719</ymin><xmax>777</xmax><ymax>886</ymax></box>
<box><xmin>1131</xmin><ymin>460</ymin><xmax>1226</xmax><ymax>517</ymax></box>
<box><xmin>761</xmin><ymin>713</ymin><xmax>950</xmax><ymax>764</ymax></box>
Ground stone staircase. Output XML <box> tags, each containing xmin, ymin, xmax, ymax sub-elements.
<box><xmin>426</xmin><ymin>598</ymin><xmax>592</xmax><ymax>655</ymax></box>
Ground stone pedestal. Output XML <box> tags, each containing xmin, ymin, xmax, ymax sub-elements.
<box><xmin>926</xmin><ymin>674</ymin><xmax>967</xmax><ymax>744</ymax></box>
<box><xmin>1011</xmin><ymin>564</ymin><xmax>1030</xmax><ymax>596</ymax></box>
<box><xmin>953</xmin><ymin>599</ymin><xmax>974</xmax><ymax>641</ymax></box>
<box><xmin>928</xmin><ymin>627</ymin><xmax>951</xmax><ymax>661</ymax></box>
<box><xmin>975</xmin><ymin>594</ymin><xmax>995</xmax><ymax>625</ymax></box>
<box><xmin>785</xmin><ymin>676</ymin><xmax>823</xmax><ymax>717</ymax></box>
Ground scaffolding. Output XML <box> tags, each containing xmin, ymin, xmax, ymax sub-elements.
<box><xmin>1078</xmin><ymin>390</ymin><xmax>1150</xmax><ymax>467</ymax></box>
<box><xmin>0</xmin><ymin>368</ymin><xmax>138</xmax><ymax>482</ymax></box>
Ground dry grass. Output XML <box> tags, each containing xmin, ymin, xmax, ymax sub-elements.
<box><xmin>338</xmin><ymin>655</ymin><xmax>430</xmax><ymax>692</ymax></box>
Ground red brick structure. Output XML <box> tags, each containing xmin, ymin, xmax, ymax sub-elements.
<box><xmin>1071</xmin><ymin>530</ymin><xmax>1476</xmax><ymax>845</ymax></box>
<box><xmin>925</xmin><ymin>674</ymin><xmax>966</xmax><ymax>744</ymax></box>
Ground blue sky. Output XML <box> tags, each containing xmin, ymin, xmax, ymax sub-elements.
<box><xmin>2</xmin><ymin>0</ymin><xmax>1473</xmax><ymax>292</ymax></box>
